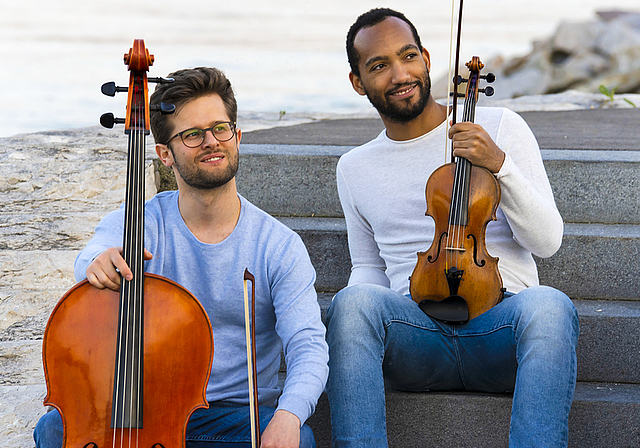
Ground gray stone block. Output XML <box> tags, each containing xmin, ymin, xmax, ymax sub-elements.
<box><xmin>306</xmin><ymin>382</ymin><xmax>640</xmax><ymax>448</ymax></box>
<box><xmin>283</xmin><ymin>217</ymin><xmax>640</xmax><ymax>302</ymax></box>
<box><xmin>238</xmin><ymin>144</ymin><xmax>640</xmax><ymax>225</ymax></box>
<box><xmin>536</xmin><ymin>223</ymin><xmax>640</xmax><ymax>300</ymax></box>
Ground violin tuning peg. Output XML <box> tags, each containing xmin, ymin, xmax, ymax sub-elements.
<box><xmin>150</xmin><ymin>102</ymin><xmax>176</xmax><ymax>115</ymax></box>
<box><xmin>481</xmin><ymin>73</ymin><xmax>496</xmax><ymax>83</ymax></box>
<box><xmin>101</xmin><ymin>82</ymin><xmax>128</xmax><ymax>97</ymax></box>
<box><xmin>452</xmin><ymin>75</ymin><xmax>467</xmax><ymax>85</ymax></box>
<box><xmin>100</xmin><ymin>112</ymin><xmax>126</xmax><ymax>129</ymax></box>
<box><xmin>148</xmin><ymin>77</ymin><xmax>175</xmax><ymax>84</ymax></box>
<box><xmin>480</xmin><ymin>86</ymin><xmax>495</xmax><ymax>97</ymax></box>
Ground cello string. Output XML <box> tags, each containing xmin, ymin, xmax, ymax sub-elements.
<box><xmin>136</xmin><ymin>81</ymin><xmax>146</xmax><ymax>446</ymax></box>
<box><xmin>131</xmin><ymin>79</ymin><xmax>145</xmax><ymax>446</ymax></box>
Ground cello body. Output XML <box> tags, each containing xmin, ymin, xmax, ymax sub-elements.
<box><xmin>42</xmin><ymin>40</ymin><xmax>213</xmax><ymax>447</ymax></box>
<box><xmin>43</xmin><ymin>275</ymin><xmax>213</xmax><ymax>447</ymax></box>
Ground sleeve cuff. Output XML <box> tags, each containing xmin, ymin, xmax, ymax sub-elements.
<box><xmin>494</xmin><ymin>152</ymin><xmax>512</xmax><ymax>179</ymax></box>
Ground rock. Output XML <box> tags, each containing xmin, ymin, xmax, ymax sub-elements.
<box><xmin>434</xmin><ymin>11</ymin><xmax>640</xmax><ymax>101</ymax></box>
<box><xmin>552</xmin><ymin>20</ymin><xmax>604</xmax><ymax>56</ymax></box>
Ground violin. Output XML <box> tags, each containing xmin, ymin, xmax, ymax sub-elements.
<box><xmin>42</xmin><ymin>40</ymin><xmax>213</xmax><ymax>447</ymax></box>
<box><xmin>409</xmin><ymin>3</ymin><xmax>504</xmax><ymax>324</ymax></box>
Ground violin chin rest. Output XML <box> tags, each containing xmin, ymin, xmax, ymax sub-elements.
<box><xmin>419</xmin><ymin>295</ymin><xmax>469</xmax><ymax>324</ymax></box>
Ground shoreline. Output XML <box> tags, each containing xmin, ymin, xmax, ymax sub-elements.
<box><xmin>2</xmin><ymin>91</ymin><xmax>639</xmax><ymax>139</ymax></box>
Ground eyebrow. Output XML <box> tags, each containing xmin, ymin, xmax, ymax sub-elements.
<box><xmin>364</xmin><ymin>44</ymin><xmax>420</xmax><ymax>69</ymax></box>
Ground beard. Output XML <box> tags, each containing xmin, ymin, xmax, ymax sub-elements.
<box><xmin>170</xmin><ymin>145</ymin><xmax>239</xmax><ymax>190</ymax></box>
<box><xmin>364</xmin><ymin>69</ymin><xmax>432</xmax><ymax>123</ymax></box>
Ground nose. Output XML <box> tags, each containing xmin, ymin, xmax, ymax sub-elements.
<box><xmin>201</xmin><ymin>129</ymin><xmax>220</xmax><ymax>147</ymax></box>
<box><xmin>390</xmin><ymin>61</ymin><xmax>412</xmax><ymax>85</ymax></box>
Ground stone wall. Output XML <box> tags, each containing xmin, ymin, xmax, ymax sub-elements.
<box><xmin>0</xmin><ymin>127</ymin><xmax>157</xmax><ymax>447</ymax></box>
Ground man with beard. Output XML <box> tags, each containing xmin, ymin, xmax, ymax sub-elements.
<box><xmin>33</xmin><ymin>67</ymin><xmax>328</xmax><ymax>448</ymax></box>
<box><xmin>325</xmin><ymin>8</ymin><xmax>578</xmax><ymax>447</ymax></box>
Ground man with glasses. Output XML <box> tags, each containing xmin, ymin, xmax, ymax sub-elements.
<box><xmin>34</xmin><ymin>67</ymin><xmax>329</xmax><ymax>448</ymax></box>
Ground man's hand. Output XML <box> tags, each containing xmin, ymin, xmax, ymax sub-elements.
<box><xmin>260</xmin><ymin>409</ymin><xmax>301</xmax><ymax>448</ymax></box>
<box><xmin>85</xmin><ymin>247</ymin><xmax>153</xmax><ymax>291</ymax></box>
<box><xmin>449</xmin><ymin>122</ymin><xmax>505</xmax><ymax>173</ymax></box>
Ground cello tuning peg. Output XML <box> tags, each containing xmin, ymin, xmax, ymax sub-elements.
<box><xmin>480</xmin><ymin>86</ymin><xmax>495</xmax><ymax>97</ymax></box>
<box><xmin>148</xmin><ymin>77</ymin><xmax>175</xmax><ymax>84</ymax></box>
<box><xmin>100</xmin><ymin>112</ymin><xmax>126</xmax><ymax>129</ymax></box>
<box><xmin>101</xmin><ymin>82</ymin><xmax>128</xmax><ymax>97</ymax></box>
<box><xmin>481</xmin><ymin>73</ymin><xmax>496</xmax><ymax>83</ymax></box>
<box><xmin>150</xmin><ymin>102</ymin><xmax>176</xmax><ymax>115</ymax></box>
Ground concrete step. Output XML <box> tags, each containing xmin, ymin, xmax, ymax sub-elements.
<box><xmin>240</xmin><ymin>109</ymin><xmax>640</xmax><ymax>226</ymax></box>
<box><xmin>281</xmin><ymin>217</ymin><xmax>640</xmax><ymax>301</ymax></box>
<box><xmin>315</xmin><ymin>294</ymin><xmax>640</xmax><ymax>388</ymax></box>
<box><xmin>242</xmin><ymin>109</ymin><xmax>640</xmax><ymax>152</ymax></box>
<box><xmin>305</xmin><ymin>381</ymin><xmax>640</xmax><ymax>448</ymax></box>
<box><xmin>236</xmin><ymin>144</ymin><xmax>640</xmax><ymax>226</ymax></box>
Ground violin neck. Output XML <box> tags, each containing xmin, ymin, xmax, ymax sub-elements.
<box><xmin>450</xmin><ymin>72</ymin><xmax>480</xmax><ymax>227</ymax></box>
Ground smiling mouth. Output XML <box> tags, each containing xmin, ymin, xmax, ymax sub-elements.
<box><xmin>388</xmin><ymin>83</ymin><xmax>418</xmax><ymax>98</ymax></box>
<box><xmin>202</xmin><ymin>155</ymin><xmax>223</xmax><ymax>162</ymax></box>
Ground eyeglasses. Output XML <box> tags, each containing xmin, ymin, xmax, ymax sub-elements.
<box><xmin>167</xmin><ymin>121</ymin><xmax>236</xmax><ymax>148</ymax></box>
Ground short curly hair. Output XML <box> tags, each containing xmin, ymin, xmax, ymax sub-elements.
<box><xmin>346</xmin><ymin>8</ymin><xmax>423</xmax><ymax>78</ymax></box>
<box><xmin>150</xmin><ymin>67</ymin><xmax>237</xmax><ymax>145</ymax></box>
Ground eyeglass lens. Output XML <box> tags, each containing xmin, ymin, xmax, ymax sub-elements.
<box><xmin>181</xmin><ymin>123</ymin><xmax>234</xmax><ymax>147</ymax></box>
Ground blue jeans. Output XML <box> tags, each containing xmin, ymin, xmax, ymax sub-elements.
<box><xmin>34</xmin><ymin>403</ymin><xmax>316</xmax><ymax>447</ymax></box>
<box><xmin>325</xmin><ymin>284</ymin><xmax>579</xmax><ymax>448</ymax></box>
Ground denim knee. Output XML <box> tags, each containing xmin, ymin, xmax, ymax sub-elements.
<box><xmin>33</xmin><ymin>409</ymin><xmax>63</xmax><ymax>448</ymax></box>
<box><xmin>300</xmin><ymin>423</ymin><xmax>316</xmax><ymax>448</ymax></box>
<box><xmin>516</xmin><ymin>285</ymin><xmax>577</xmax><ymax>323</ymax></box>
<box><xmin>327</xmin><ymin>284</ymin><xmax>390</xmax><ymax>329</ymax></box>
<box><xmin>512</xmin><ymin>285</ymin><xmax>579</xmax><ymax>346</ymax></box>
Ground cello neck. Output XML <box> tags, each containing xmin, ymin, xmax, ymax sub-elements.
<box><xmin>112</xmin><ymin>39</ymin><xmax>154</xmax><ymax>429</ymax></box>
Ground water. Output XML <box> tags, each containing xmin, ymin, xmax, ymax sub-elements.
<box><xmin>1</xmin><ymin>0</ymin><xmax>639</xmax><ymax>137</ymax></box>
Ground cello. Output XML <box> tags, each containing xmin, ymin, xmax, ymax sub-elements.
<box><xmin>42</xmin><ymin>40</ymin><xmax>214</xmax><ymax>447</ymax></box>
<box><xmin>409</xmin><ymin>1</ymin><xmax>504</xmax><ymax>324</ymax></box>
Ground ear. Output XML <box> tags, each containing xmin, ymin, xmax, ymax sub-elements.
<box><xmin>349</xmin><ymin>72</ymin><xmax>367</xmax><ymax>96</ymax></box>
<box><xmin>235</xmin><ymin>128</ymin><xmax>242</xmax><ymax>145</ymax></box>
<box><xmin>156</xmin><ymin>143</ymin><xmax>174</xmax><ymax>168</ymax></box>
<box><xmin>422</xmin><ymin>47</ymin><xmax>431</xmax><ymax>72</ymax></box>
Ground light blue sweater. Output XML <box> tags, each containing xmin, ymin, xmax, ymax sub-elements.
<box><xmin>74</xmin><ymin>191</ymin><xmax>329</xmax><ymax>425</ymax></box>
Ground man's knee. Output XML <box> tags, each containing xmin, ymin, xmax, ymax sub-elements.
<box><xmin>326</xmin><ymin>284</ymin><xmax>391</xmax><ymax>336</ymax></box>
<box><xmin>299</xmin><ymin>424</ymin><xmax>316</xmax><ymax>448</ymax></box>
<box><xmin>513</xmin><ymin>285</ymin><xmax>579</xmax><ymax>340</ymax></box>
<box><xmin>33</xmin><ymin>409</ymin><xmax>63</xmax><ymax>448</ymax></box>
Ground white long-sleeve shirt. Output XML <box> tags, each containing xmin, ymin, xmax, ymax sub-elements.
<box><xmin>336</xmin><ymin>107</ymin><xmax>563</xmax><ymax>294</ymax></box>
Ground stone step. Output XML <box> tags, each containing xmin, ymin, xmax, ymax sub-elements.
<box><xmin>240</xmin><ymin>109</ymin><xmax>640</xmax><ymax>226</ymax></box>
<box><xmin>281</xmin><ymin>217</ymin><xmax>640</xmax><ymax>301</ymax></box>
<box><xmin>305</xmin><ymin>381</ymin><xmax>640</xmax><ymax>448</ymax></box>
<box><xmin>1</xmin><ymin>295</ymin><xmax>637</xmax><ymax>389</ymax></box>
<box><xmin>236</xmin><ymin>144</ymin><xmax>640</xmax><ymax>225</ymax></box>
<box><xmin>315</xmin><ymin>294</ymin><xmax>640</xmax><ymax>387</ymax></box>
